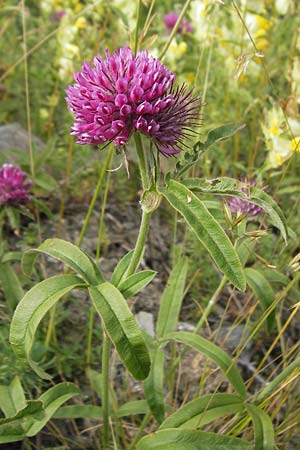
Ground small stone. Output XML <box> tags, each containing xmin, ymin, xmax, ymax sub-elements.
<box><xmin>135</xmin><ymin>311</ymin><xmax>155</xmax><ymax>337</ymax></box>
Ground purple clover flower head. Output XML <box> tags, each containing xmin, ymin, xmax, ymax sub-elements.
<box><xmin>227</xmin><ymin>181</ymin><xmax>264</xmax><ymax>216</ymax></box>
<box><xmin>66</xmin><ymin>47</ymin><xmax>200</xmax><ymax>155</ymax></box>
<box><xmin>51</xmin><ymin>10</ymin><xmax>66</xmax><ymax>22</ymax></box>
<box><xmin>0</xmin><ymin>164</ymin><xmax>32</xmax><ymax>206</ymax></box>
<box><xmin>163</xmin><ymin>12</ymin><xmax>193</xmax><ymax>34</ymax></box>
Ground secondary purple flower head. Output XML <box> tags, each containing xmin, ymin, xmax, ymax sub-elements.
<box><xmin>163</xmin><ymin>12</ymin><xmax>193</xmax><ymax>34</ymax></box>
<box><xmin>66</xmin><ymin>46</ymin><xmax>200</xmax><ymax>155</ymax></box>
<box><xmin>227</xmin><ymin>181</ymin><xmax>264</xmax><ymax>216</ymax></box>
<box><xmin>0</xmin><ymin>164</ymin><xmax>32</xmax><ymax>206</ymax></box>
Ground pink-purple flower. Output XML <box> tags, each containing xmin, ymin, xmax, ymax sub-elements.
<box><xmin>66</xmin><ymin>47</ymin><xmax>200</xmax><ymax>155</ymax></box>
<box><xmin>0</xmin><ymin>164</ymin><xmax>32</xmax><ymax>206</ymax></box>
<box><xmin>163</xmin><ymin>12</ymin><xmax>193</xmax><ymax>34</ymax></box>
<box><xmin>227</xmin><ymin>181</ymin><xmax>264</xmax><ymax>216</ymax></box>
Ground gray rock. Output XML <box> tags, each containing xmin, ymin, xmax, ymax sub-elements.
<box><xmin>135</xmin><ymin>311</ymin><xmax>155</xmax><ymax>337</ymax></box>
<box><xmin>0</xmin><ymin>122</ymin><xmax>44</xmax><ymax>153</ymax></box>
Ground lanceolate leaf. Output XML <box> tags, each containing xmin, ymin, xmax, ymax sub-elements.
<box><xmin>118</xmin><ymin>270</ymin><xmax>156</xmax><ymax>299</ymax></box>
<box><xmin>0</xmin><ymin>377</ymin><xmax>26</xmax><ymax>418</ymax></box>
<box><xmin>26</xmin><ymin>383</ymin><xmax>80</xmax><ymax>436</ymax></box>
<box><xmin>116</xmin><ymin>400</ymin><xmax>149</xmax><ymax>417</ymax></box>
<box><xmin>9</xmin><ymin>274</ymin><xmax>85</xmax><ymax>379</ymax></box>
<box><xmin>182</xmin><ymin>177</ymin><xmax>287</xmax><ymax>242</ymax></box>
<box><xmin>0</xmin><ymin>263</ymin><xmax>24</xmax><ymax>312</ymax></box>
<box><xmin>54</xmin><ymin>405</ymin><xmax>103</xmax><ymax>419</ymax></box>
<box><xmin>162</xmin><ymin>332</ymin><xmax>247</xmax><ymax>399</ymax></box>
<box><xmin>0</xmin><ymin>401</ymin><xmax>43</xmax><ymax>444</ymax></box>
<box><xmin>144</xmin><ymin>349</ymin><xmax>165</xmax><ymax>423</ymax></box>
<box><xmin>246</xmin><ymin>404</ymin><xmax>275</xmax><ymax>450</ymax></box>
<box><xmin>89</xmin><ymin>282</ymin><xmax>150</xmax><ymax>380</ymax></box>
<box><xmin>111</xmin><ymin>250</ymin><xmax>135</xmax><ymax>286</ymax></box>
<box><xmin>161</xmin><ymin>180</ymin><xmax>246</xmax><ymax>291</ymax></box>
<box><xmin>156</xmin><ymin>258</ymin><xmax>188</xmax><ymax>338</ymax></box>
<box><xmin>159</xmin><ymin>394</ymin><xmax>245</xmax><ymax>430</ymax></box>
<box><xmin>245</xmin><ymin>268</ymin><xmax>275</xmax><ymax>332</ymax></box>
<box><xmin>137</xmin><ymin>428</ymin><xmax>251</xmax><ymax>450</ymax></box>
<box><xmin>22</xmin><ymin>238</ymin><xmax>104</xmax><ymax>285</ymax></box>
<box><xmin>176</xmin><ymin>124</ymin><xmax>245</xmax><ymax>177</ymax></box>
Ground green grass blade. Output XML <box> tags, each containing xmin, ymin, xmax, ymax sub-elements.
<box><xmin>156</xmin><ymin>258</ymin><xmax>188</xmax><ymax>338</ymax></box>
<box><xmin>144</xmin><ymin>349</ymin><xmax>165</xmax><ymax>423</ymax></box>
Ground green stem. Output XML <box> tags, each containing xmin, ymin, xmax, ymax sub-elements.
<box><xmin>134</xmin><ymin>133</ymin><xmax>148</xmax><ymax>190</ymax></box>
<box><xmin>158</xmin><ymin>0</ymin><xmax>193</xmax><ymax>60</ymax></box>
<box><xmin>77</xmin><ymin>146</ymin><xmax>114</xmax><ymax>247</ymax></box>
<box><xmin>128</xmin><ymin>411</ymin><xmax>152</xmax><ymax>450</ymax></box>
<box><xmin>126</xmin><ymin>209</ymin><xmax>151</xmax><ymax>277</ymax></box>
<box><xmin>86</xmin><ymin>306</ymin><xmax>95</xmax><ymax>366</ymax></box>
<box><xmin>133</xmin><ymin>0</ymin><xmax>143</xmax><ymax>55</ymax></box>
<box><xmin>102</xmin><ymin>332</ymin><xmax>111</xmax><ymax>449</ymax></box>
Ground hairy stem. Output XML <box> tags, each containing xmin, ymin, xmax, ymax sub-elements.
<box><xmin>102</xmin><ymin>332</ymin><xmax>111</xmax><ymax>449</ymax></box>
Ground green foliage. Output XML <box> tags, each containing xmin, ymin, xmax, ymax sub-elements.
<box><xmin>89</xmin><ymin>283</ymin><xmax>150</xmax><ymax>380</ymax></box>
<box><xmin>161</xmin><ymin>180</ymin><xmax>246</xmax><ymax>290</ymax></box>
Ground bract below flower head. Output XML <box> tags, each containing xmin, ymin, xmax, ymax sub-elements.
<box><xmin>0</xmin><ymin>164</ymin><xmax>32</xmax><ymax>206</ymax></box>
<box><xmin>66</xmin><ymin>46</ymin><xmax>200</xmax><ymax>155</ymax></box>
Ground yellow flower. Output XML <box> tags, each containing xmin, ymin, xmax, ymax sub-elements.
<box><xmin>291</xmin><ymin>137</ymin><xmax>300</xmax><ymax>152</ymax></box>
<box><xmin>169</xmin><ymin>41</ymin><xmax>187</xmax><ymax>61</ymax></box>
<box><xmin>75</xmin><ymin>17</ymin><xmax>86</xmax><ymax>29</ymax></box>
<box><xmin>187</xmin><ymin>72</ymin><xmax>195</xmax><ymax>84</ymax></box>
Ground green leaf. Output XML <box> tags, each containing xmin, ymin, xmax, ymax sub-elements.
<box><xmin>162</xmin><ymin>332</ymin><xmax>246</xmax><ymax>399</ymax></box>
<box><xmin>5</xmin><ymin>206</ymin><xmax>20</xmax><ymax>231</ymax></box>
<box><xmin>22</xmin><ymin>238</ymin><xmax>104</xmax><ymax>285</ymax></box>
<box><xmin>160</xmin><ymin>394</ymin><xmax>244</xmax><ymax>430</ymax></box>
<box><xmin>246</xmin><ymin>404</ymin><xmax>275</xmax><ymax>450</ymax></box>
<box><xmin>182</xmin><ymin>177</ymin><xmax>287</xmax><ymax>242</ymax></box>
<box><xmin>54</xmin><ymin>405</ymin><xmax>103</xmax><ymax>419</ymax></box>
<box><xmin>26</xmin><ymin>383</ymin><xmax>80</xmax><ymax>436</ymax></box>
<box><xmin>161</xmin><ymin>180</ymin><xmax>246</xmax><ymax>291</ymax></box>
<box><xmin>245</xmin><ymin>268</ymin><xmax>275</xmax><ymax>332</ymax></box>
<box><xmin>144</xmin><ymin>349</ymin><xmax>165</xmax><ymax>423</ymax></box>
<box><xmin>0</xmin><ymin>262</ymin><xmax>24</xmax><ymax>312</ymax></box>
<box><xmin>9</xmin><ymin>274</ymin><xmax>85</xmax><ymax>379</ymax></box>
<box><xmin>0</xmin><ymin>377</ymin><xmax>26</xmax><ymax>418</ymax></box>
<box><xmin>176</xmin><ymin>124</ymin><xmax>245</xmax><ymax>177</ymax></box>
<box><xmin>89</xmin><ymin>282</ymin><xmax>150</xmax><ymax>380</ymax></box>
<box><xmin>116</xmin><ymin>400</ymin><xmax>149</xmax><ymax>417</ymax></box>
<box><xmin>203</xmin><ymin>123</ymin><xmax>246</xmax><ymax>148</ymax></box>
<box><xmin>137</xmin><ymin>428</ymin><xmax>251</xmax><ymax>450</ymax></box>
<box><xmin>118</xmin><ymin>270</ymin><xmax>156</xmax><ymax>299</ymax></box>
<box><xmin>156</xmin><ymin>258</ymin><xmax>188</xmax><ymax>338</ymax></box>
<box><xmin>111</xmin><ymin>250</ymin><xmax>135</xmax><ymax>286</ymax></box>
<box><xmin>0</xmin><ymin>401</ymin><xmax>44</xmax><ymax>444</ymax></box>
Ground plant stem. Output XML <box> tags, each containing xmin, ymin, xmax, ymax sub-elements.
<box><xmin>126</xmin><ymin>209</ymin><xmax>151</xmax><ymax>277</ymax></box>
<box><xmin>134</xmin><ymin>133</ymin><xmax>148</xmax><ymax>190</ymax></box>
<box><xmin>77</xmin><ymin>146</ymin><xmax>114</xmax><ymax>247</ymax></box>
<box><xmin>102</xmin><ymin>332</ymin><xmax>111</xmax><ymax>449</ymax></box>
<box><xmin>133</xmin><ymin>0</ymin><xmax>143</xmax><ymax>55</ymax></box>
<box><xmin>158</xmin><ymin>0</ymin><xmax>193</xmax><ymax>60</ymax></box>
<box><xmin>128</xmin><ymin>411</ymin><xmax>152</xmax><ymax>450</ymax></box>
